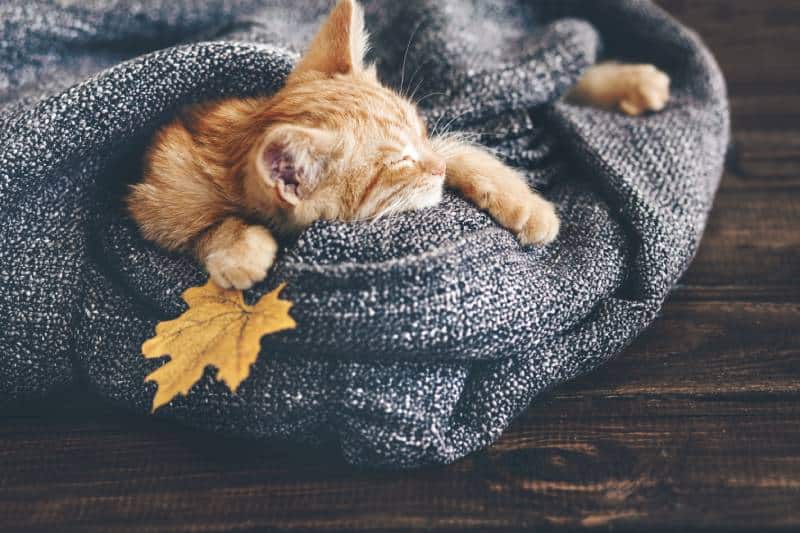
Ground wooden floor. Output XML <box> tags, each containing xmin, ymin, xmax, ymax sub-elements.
<box><xmin>2</xmin><ymin>1</ymin><xmax>799</xmax><ymax>531</ymax></box>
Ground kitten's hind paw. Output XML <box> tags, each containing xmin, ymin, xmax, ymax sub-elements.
<box><xmin>204</xmin><ymin>226</ymin><xmax>277</xmax><ymax>290</ymax></box>
<box><xmin>617</xmin><ymin>64</ymin><xmax>670</xmax><ymax>116</ymax></box>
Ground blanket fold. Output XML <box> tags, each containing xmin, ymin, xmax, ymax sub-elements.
<box><xmin>0</xmin><ymin>0</ymin><xmax>728</xmax><ymax>467</ymax></box>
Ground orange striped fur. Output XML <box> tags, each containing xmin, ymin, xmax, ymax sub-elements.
<box><xmin>128</xmin><ymin>0</ymin><xmax>667</xmax><ymax>289</ymax></box>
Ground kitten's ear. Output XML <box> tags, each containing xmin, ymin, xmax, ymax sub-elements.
<box><xmin>254</xmin><ymin>125</ymin><xmax>335</xmax><ymax>206</ymax></box>
<box><xmin>291</xmin><ymin>0</ymin><xmax>368</xmax><ymax>77</ymax></box>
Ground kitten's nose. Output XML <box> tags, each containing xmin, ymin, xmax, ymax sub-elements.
<box><xmin>428</xmin><ymin>157</ymin><xmax>446</xmax><ymax>177</ymax></box>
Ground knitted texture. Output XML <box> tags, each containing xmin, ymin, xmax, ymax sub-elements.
<box><xmin>0</xmin><ymin>0</ymin><xmax>728</xmax><ymax>467</ymax></box>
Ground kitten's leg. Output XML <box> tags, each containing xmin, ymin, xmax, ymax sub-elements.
<box><xmin>567</xmin><ymin>62</ymin><xmax>670</xmax><ymax>116</ymax></box>
<box><xmin>128</xmin><ymin>116</ymin><xmax>277</xmax><ymax>290</ymax></box>
<box><xmin>196</xmin><ymin>217</ymin><xmax>278</xmax><ymax>290</ymax></box>
<box><xmin>438</xmin><ymin>139</ymin><xmax>559</xmax><ymax>245</ymax></box>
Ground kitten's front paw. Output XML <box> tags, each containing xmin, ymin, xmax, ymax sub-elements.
<box><xmin>204</xmin><ymin>226</ymin><xmax>277</xmax><ymax>290</ymax></box>
<box><xmin>516</xmin><ymin>197</ymin><xmax>560</xmax><ymax>246</ymax></box>
<box><xmin>617</xmin><ymin>64</ymin><xmax>670</xmax><ymax>116</ymax></box>
<box><xmin>490</xmin><ymin>192</ymin><xmax>560</xmax><ymax>246</ymax></box>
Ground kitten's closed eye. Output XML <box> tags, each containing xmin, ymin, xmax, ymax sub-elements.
<box><xmin>127</xmin><ymin>0</ymin><xmax>562</xmax><ymax>291</ymax></box>
<box><xmin>388</xmin><ymin>155</ymin><xmax>416</xmax><ymax>168</ymax></box>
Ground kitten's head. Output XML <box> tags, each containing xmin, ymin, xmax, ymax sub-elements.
<box><xmin>248</xmin><ymin>0</ymin><xmax>446</xmax><ymax>232</ymax></box>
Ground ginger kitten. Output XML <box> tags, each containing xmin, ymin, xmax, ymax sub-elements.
<box><xmin>127</xmin><ymin>0</ymin><xmax>669</xmax><ymax>290</ymax></box>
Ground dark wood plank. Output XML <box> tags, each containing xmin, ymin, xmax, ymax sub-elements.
<box><xmin>658</xmin><ymin>0</ymin><xmax>800</xmax><ymax>89</ymax></box>
<box><xmin>656</xmin><ymin>0</ymin><xmax>800</xmax><ymax>142</ymax></box>
<box><xmin>2</xmin><ymin>390</ymin><xmax>799</xmax><ymax>531</ymax></box>
<box><xmin>564</xmin><ymin>299</ymin><xmax>800</xmax><ymax>395</ymax></box>
<box><xmin>680</xmin><ymin>187</ymin><xmax>800</xmax><ymax>289</ymax></box>
<box><xmin>722</xmin><ymin>130</ymin><xmax>800</xmax><ymax>190</ymax></box>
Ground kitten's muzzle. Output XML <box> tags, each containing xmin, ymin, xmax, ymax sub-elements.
<box><xmin>427</xmin><ymin>157</ymin><xmax>446</xmax><ymax>177</ymax></box>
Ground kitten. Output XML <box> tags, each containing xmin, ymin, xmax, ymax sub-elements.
<box><xmin>127</xmin><ymin>0</ymin><xmax>669</xmax><ymax>290</ymax></box>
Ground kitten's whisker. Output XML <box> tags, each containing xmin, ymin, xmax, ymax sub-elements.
<box><xmin>429</xmin><ymin>112</ymin><xmax>450</xmax><ymax>138</ymax></box>
<box><xmin>430</xmin><ymin>130</ymin><xmax>505</xmax><ymax>162</ymax></box>
<box><xmin>438</xmin><ymin>111</ymin><xmax>470</xmax><ymax>137</ymax></box>
<box><xmin>404</xmin><ymin>62</ymin><xmax>427</xmax><ymax>99</ymax></box>
<box><xmin>368</xmin><ymin>191</ymin><xmax>403</xmax><ymax>222</ymax></box>
<box><xmin>438</xmin><ymin>130</ymin><xmax>478</xmax><ymax>141</ymax></box>
<box><xmin>430</xmin><ymin>109</ymin><xmax>472</xmax><ymax>139</ymax></box>
<box><xmin>384</xmin><ymin>189</ymin><xmax>416</xmax><ymax>220</ymax></box>
<box><xmin>400</xmin><ymin>21</ymin><xmax>423</xmax><ymax>96</ymax></box>
<box><xmin>429</xmin><ymin>116</ymin><xmax>442</xmax><ymax>138</ymax></box>
<box><xmin>415</xmin><ymin>91</ymin><xmax>447</xmax><ymax>106</ymax></box>
<box><xmin>374</xmin><ymin>198</ymin><xmax>400</xmax><ymax>222</ymax></box>
<box><xmin>407</xmin><ymin>78</ymin><xmax>425</xmax><ymax>103</ymax></box>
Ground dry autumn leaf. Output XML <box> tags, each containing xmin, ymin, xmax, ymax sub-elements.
<box><xmin>142</xmin><ymin>281</ymin><xmax>296</xmax><ymax>412</ymax></box>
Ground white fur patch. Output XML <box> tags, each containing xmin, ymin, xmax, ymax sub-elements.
<box><xmin>402</xmin><ymin>143</ymin><xmax>420</xmax><ymax>162</ymax></box>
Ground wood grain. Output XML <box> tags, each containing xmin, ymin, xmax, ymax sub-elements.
<box><xmin>3</xmin><ymin>392</ymin><xmax>799</xmax><ymax>532</ymax></box>
<box><xmin>2</xmin><ymin>1</ymin><xmax>799</xmax><ymax>531</ymax></box>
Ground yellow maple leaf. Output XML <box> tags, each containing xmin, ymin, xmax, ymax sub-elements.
<box><xmin>142</xmin><ymin>281</ymin><xmax>297</xmax><ymax>412</ymax></box>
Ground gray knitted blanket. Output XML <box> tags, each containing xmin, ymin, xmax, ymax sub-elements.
<box><xmin>0</xmin><ymin>0</ymin><xmax>728</xmax><ymax>467</ymax></box>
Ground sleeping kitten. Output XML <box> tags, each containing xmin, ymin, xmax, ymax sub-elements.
<box><xmin>127</xmin><ymin>0</ymin><xmax>669</xmax><ymax>290</ymax></box>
